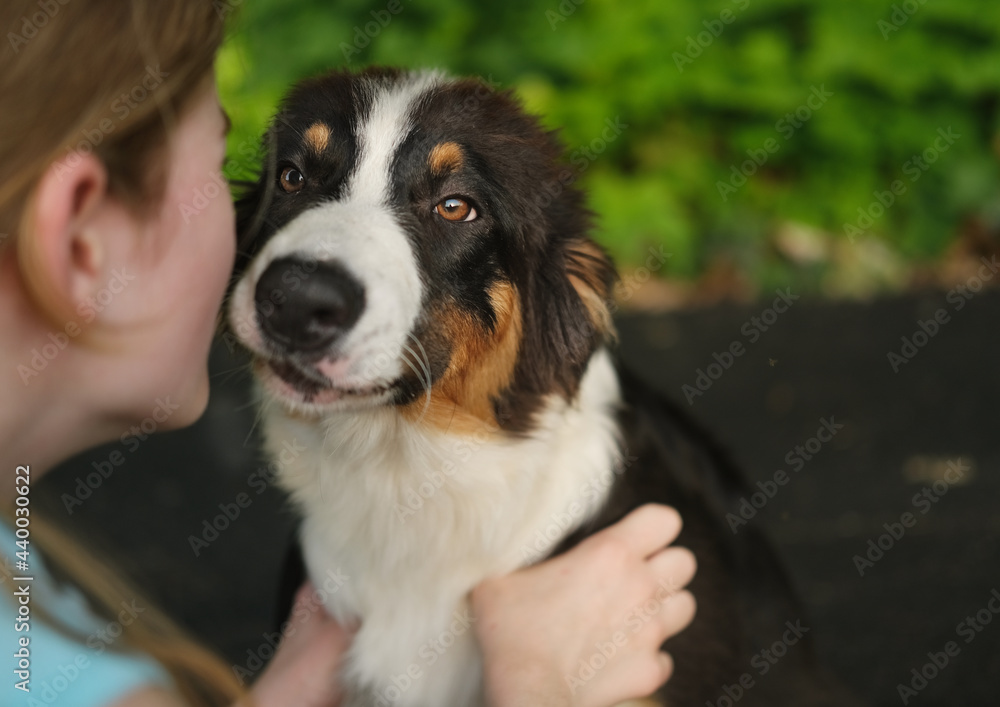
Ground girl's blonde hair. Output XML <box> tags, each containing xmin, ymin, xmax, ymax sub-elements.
<box><xmin>2</xmin><ymin>1</ymin><xmax>246</xmax><ymax>703</ymax></box>
<box><xmin>1</xmin><ymin>512</ymin><xmax>245</xmax><ymax>705</ymax></box>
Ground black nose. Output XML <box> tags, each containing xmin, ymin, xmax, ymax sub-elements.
<box><xmin>254</xmin><ymin>257</ymin><xmax>365</xmax><ymax>355</ymax></box>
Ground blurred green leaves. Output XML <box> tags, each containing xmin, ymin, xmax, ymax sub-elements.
<box><xmin>219</xmin><ymin>0</ymin><xmax>1000</xmax><ymax>294</ymax></box>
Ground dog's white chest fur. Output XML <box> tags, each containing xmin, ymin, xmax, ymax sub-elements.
<box><xmin>263</xmin><ymin>350</ymin><xmax>622</xmax><ymax>706</ymax></box>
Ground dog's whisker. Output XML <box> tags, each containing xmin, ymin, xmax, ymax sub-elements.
<box><xmin>401</xmin><ymin>331</ymin><xmax>430</xmax><ymax>369</ymax></box>
<box><xmin>406</xmin><ymin>332</ymin><xmax>435</xmax><ymax>397</ymax></box>
<box><xmin>322</xmin><ymin>416</ymin><xmax>351</xmax><ymax>463</ymax></box>
<box><xmin>442</xmin><ymin>400</ymin><xmax>460</xmax><ymax>436</ymax></box>
<box><xmin>243</xmin><ymin>394</ymin><xmax>272</xmax><ymax>448</ymax></box>
<box><xmin>225</xmin><ymin>367</ymin><xmax>255</xmax><ymax>387</ymax></box>
<box><xmin>402</xmin><ymin>348</ymin><xmax>433</xmax><ymax>399</ymax></box>
<box><xmin>401</xmin><ymin>338</ymin><xmax>433</xmax><ymax>419</ymax></box>
<box><xmin>211</xmin><ymin>362</ymin><xmax>253</xmax><ymax>385</ymax></box>
<box><xmin>400</xmin><ymin>349</ymin><xmax>433</xmax><ymax>421</ymax></box>
<box><xmin>232</xmin><ymin>398</ymin><xmax>261</xmax><ymax>413</ymax></box>
<box><xmin>407</xmin><ymin>332</ymin><xmax>432</xmax><ymax>371</ymax></box>
<box><xmin>318</xmin><ymin>425</ymin><xmax>337</xmax><ymax>502</ymax></box>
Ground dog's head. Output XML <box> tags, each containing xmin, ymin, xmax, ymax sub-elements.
<box><xmin>228</xmin><ymin>68</ymin><xmax>615</xmax><ymax>433</ymax></box>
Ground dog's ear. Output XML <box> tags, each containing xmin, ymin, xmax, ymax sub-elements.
<box><xmin>564</xmin><ymin>236</ymin><xmax>617</xmax><ymax>349</ymax></box>
<box><xmin>233</xmin><ymin>177</ymin><xmax>266</xmax><ymax>276</ymax></box>
<box><xmin>511</xmin><ymin>200</ymin><xmax>617</xmax><ymax>410</ymax></box>
<box><xmin>232</xmin><ymin>129</ymin><xmax>279</xmax><ymax>279</ymax></box>
<box><xmin>546</xmin><ymin>230</ymin><xmax>617</xmax><ymax>396</ymax></box>
<box><xmin>485</xmin><ymin>93</ymin><xmax>619</xmax><ymax>417</ymax></box>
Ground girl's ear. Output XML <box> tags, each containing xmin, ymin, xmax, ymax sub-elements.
<box><xmin>27</xmin><ymin>152</ymin><xmax>114</xmax><ymax>313</ymax></box>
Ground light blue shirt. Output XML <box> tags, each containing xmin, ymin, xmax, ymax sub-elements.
<box><xmin>0</xmin><ymin>522</ymin><xmax>172</xmax><ymax>706</ymax></box>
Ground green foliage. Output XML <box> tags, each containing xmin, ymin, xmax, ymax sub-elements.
<box><xmin>219</xmin><ymin>0</ymin><xmax>1000</xmax><ymax>292</ymax></box>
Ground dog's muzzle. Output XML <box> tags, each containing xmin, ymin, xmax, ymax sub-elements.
<box><xmin>254</xmin><ymin>256</ymin><xmax>366</xmax><ymax>357</ymax></box>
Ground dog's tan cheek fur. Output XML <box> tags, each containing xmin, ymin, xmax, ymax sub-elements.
<box><xmin>400</xmin><ymin>281</ymin><xmax>522</xmax><ymax>435</ymax></box>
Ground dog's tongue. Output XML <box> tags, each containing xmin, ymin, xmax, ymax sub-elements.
<box><xmin>269</xmin><ymin>359</ymin><xmax>329</xmax><ymax>395</ymax></box>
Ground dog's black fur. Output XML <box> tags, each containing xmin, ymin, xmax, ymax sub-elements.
<box><xmin>556</xmin><ymin>366</ymin><xmax>856</xmax><ymax>704</ymax></box>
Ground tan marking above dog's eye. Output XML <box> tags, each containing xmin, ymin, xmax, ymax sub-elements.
<box><xmin>435</xmin><ymin>197</ymin><xmax>477</xmax><ymax>222</ymax></box>
<box><xmin>305</xmin><ymin>122</ymin><xmax>331</xmax><ymax>153</ymax></box>
<box><xmin>280</xmin><ymin>166</ymin><xmax>305</xmax><ymax>193</ymax></box>
<box><xmin>429</xmin><ymin>141</ymin><xmax>464</xmax><ymax>175</ymax></box>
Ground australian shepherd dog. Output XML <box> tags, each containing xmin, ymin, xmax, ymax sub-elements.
<box><xmin>227</xmin><ymin>68</ymin><xmax>847</xmax><ymax>707</ymax></box>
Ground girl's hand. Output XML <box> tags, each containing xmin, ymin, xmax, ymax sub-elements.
<box><xmin>248</xmin><ymin>582</ymin><xmax>356</xmax><ymax>707</ymax></box>
<box><xmin>472</xmin><ymin>504</ymin><xmax>697</xmax><ymax>707</ymax></box>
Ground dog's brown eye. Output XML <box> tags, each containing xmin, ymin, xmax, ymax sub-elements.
<box><xmin>435</xmin><ymin>197</ymin><xmax>477</xmax><ymax>222</ymax></box>
<box><xmin>280</xmin><ymin>166</ymin><xmax>305</xmax><ymax>193</ymax></box>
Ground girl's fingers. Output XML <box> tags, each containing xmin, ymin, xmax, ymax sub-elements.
<box><xmin>605</xmin><ymin>504</ymin><xmax>683</xmax><ymax>559</ymax></box>
<box><xmin>577</xmin><ymin>650</ymin><xmax>675</xmax><ymax>707</ymax></box>
<box><xmin>656</xmin><ymin>589</ymin><xmax>697</xmax><ymax>641</ymax></box>
<box><xmin>623</xmin><ymin>585</ymin><xmax>697</xmax><ymax>654</ymax></box>
<box><xmin>646</xmin><ymin>545</ymin><xmax>698</xmax><ymax>592</ymax></box>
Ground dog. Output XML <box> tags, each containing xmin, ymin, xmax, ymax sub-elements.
<box><xmin>227</xmin><ymin>67</ymin><xmax>851</xmax><ymax>707</ymax></box>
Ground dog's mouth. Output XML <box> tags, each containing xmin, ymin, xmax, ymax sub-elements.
<box><xmin>255</xmin><ymin>356</ymin><xmax>395</xmax><ymax>408</ymax></box>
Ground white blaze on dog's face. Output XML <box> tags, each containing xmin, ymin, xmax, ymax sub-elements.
<box><xmin>228</xmin><ymin>68</ymin><xmax>615</xmax><ymax>433</ymax></box>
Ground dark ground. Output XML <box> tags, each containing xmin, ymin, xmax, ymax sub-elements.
<box><xmin>36</xmin><ymin>289</ymin><xmax>1000</xmax><ymax>705</ymax></box>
